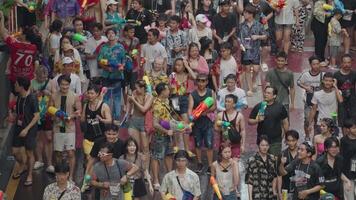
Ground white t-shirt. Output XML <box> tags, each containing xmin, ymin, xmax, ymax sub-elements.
<box><xmin>311</xmin><ymin>89</ymin><xmax>339</xmax><ymax>123</ymax></box>
<box><xmin>219</xmin><ymin>56</ymin><xmax>237</xmax><ymax>87</ymax></box>
<box><xmin>49</xmin><ymin>33</ymin><xmax>62</xmax><ymax>50</ymax></box>
<box><xmin>217</xmin><ymin>87</ymin><xmax>247</xmax><ymax>111</ymax></box>
<box><xmin>141</xmin><ymin>42</ymin><xmax>168</xmax><ymax>72</ymax></box>
<box><xmin>53</xmin><ymin>73</ymin><xmax>82</xmax><ymax>95</ymax></box>
<box><xmin>297</xmin><ymin>70</ymin><xmax>324</xmax><ymax>101</ymax></box>
<box><xmin>84</xmin><ymin>36</ymin><xmax>108</xmax><ymax>77</ymax></box>
<box><xmin>274</xmin><ymin>0</ymin><xmax>300</xmax><ymax>25</ymax></box>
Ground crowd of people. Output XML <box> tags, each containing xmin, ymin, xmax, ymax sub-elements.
<box><xmin>0</xmin><ymin>0</ymin><xmax>355</xmax><ymax>199</ymax></box>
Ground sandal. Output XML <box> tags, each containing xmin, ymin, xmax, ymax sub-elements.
<box><xmin>153</xmin><ymin>183</ymin><xmax>160</xmax><ymax>191</ymax></box>
<box><xmin>12</xmin><ymin>170</ymin><xmax>26</xmax><ymax>179</ymax></box>
<box><xmin>24</xmin><ymin>180</ymin><xmax>33</xmax><ymax>186</ymax></box>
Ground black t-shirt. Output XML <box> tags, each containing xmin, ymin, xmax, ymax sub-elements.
<box><xmin>126</xmin><ymin>9</ymin><xmax>152</xmax><ymax>44</ymax></box>
<box><xmin>316</xmin><ymin>154</ymin><xmax>343</xmax><ymax>198</ymax></box>
<box><xmin>244</xmin><ymin>0</ymin><xmax>273</xmax><ymax>21</ymax></box>
<box><xmin>249</xmin><ymin>101</ymin><xmax>288</xmax><ymax>143</ymax></box>
<box><xmin>333</xmin><ymin>70</ymin><xmax>356</xmax><ymax>101</ymax></box>
<box><xmin>16</xmin><ymin>93</ymin><xmax>39</xmax><ymax>132</ymax></box>
<box><xmin>278</xmin><ymin>149</ymin><xmax>297</xmax><ymax>192</ymax></box>
<box><xmin>211</xmin><ymin>12</ymin><xmax>237</xmax><ymax>38</ymax></box>
<box><xmin>285</xmin><ymin>159</ymin><xmax>324</xmax><ymax>200</ymax></box>
<box><xmin>90</xmin><ymin>137</ymin><xmax>125</xmax><ymax>159</ymax></box>
<box><xmin>340</xmin><ymin>135</ymin><xmax>356</xmax><ymax>179</ymax></box>
<box><xmin>195</xmin><ymin>8</ymin><xmax>217</xmax><ymax>22</ymax></box>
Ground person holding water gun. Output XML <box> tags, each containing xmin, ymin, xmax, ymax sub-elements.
<box><xmin>248</xmin><ymin>86</ymin><xmax>289</xmax><ymax>156</ymax></box>
<box><xmin>188</xmin><ymin>73</ymin><xmax>216</xmax><ymax>174</ymax></box>
<box><xmin>49</xmin><ymin>74</ymin><xmax>82</xmax><ymax>180</ymax></box>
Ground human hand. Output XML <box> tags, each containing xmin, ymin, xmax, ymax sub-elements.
<box><xmin>333</xmin><ymin>78</ymin><xmax>338</xmax><ymax>89</ymax></box>
<box><xmin>19</xmin><ymin>128</ymin><xmax>29</xmax><ymax>137</ymax></box>
<box><xmin>281</xmin><ymin>156</ymin><xmax>287</xmax><ymax>165</ymax></box>
<box><xmin>298</xmin><ymin>190</ymin><xmax>309</xmax><ymax>199</ymax></box>
<box><xmin>167</xmin><ymin>130</ymin><xmax>174</xmax><ymax>136</ymax></box>
<box><xmin>120</xmin><ymin>175</ymin><xmax>128</xmax><ymax>185</ymax></box>
<box><xmin>102</xmin><ymin>182</ymin><xmax>110</xmax><ymax>189</ymax></box>
<box><xmin>251</xmin><ymin>35</ymin><xmax>259</xmax><ymax>40</ymax></box>
<box><xmin>345</xmin><ymin>180</ymin><xmax>352</xmax><ymax>191</ymax></box>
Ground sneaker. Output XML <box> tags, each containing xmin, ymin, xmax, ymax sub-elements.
<box><xmin>207</xmin><ymin>168</ymin><xmax>211</xmax><ymax>175</ymax></box>
<box><xmin>187</xmin><ymin>150</ymin><xmax>196</xmax><ymax>158</ymax></box>
<box><xmin>46</xmin><ymin>165</ymin><xmax>55</xmax><ymax>173</ymax></box>
<box><xmin>173</xmin><ymin>146</ymin><xmax>179</xmax><ymax>154</ymax></box>
<box><xmin>195</xmin><ymin>163</ymin><xmax>204</xmax><ymax>173</ymax></box>
<box><xmin>34</xmin><ymin>161</ymin><xmax>44</xmax><ymax>170</ymax></box>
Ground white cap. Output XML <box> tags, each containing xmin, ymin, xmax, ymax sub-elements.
<box><xmin>195</xmin><ymin>14</ymin><xmax>209</xmax><ymax>23</ymax></box>
<box><xmin>62</xmin><ymin>57</ymin><xmax>74</xmax><ymax>65</ymax></box>
<box><xmin>107</xmin><ymin>0</ymin><xmax>119</xmax><ymax>5</ymax></box>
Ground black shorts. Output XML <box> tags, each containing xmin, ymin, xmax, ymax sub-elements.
<box><xmin>11</xmin><ymin>125</ymin><xmax>37</xmax><ymax>150</ymax></box>
<box><xmin>38</xmin><ymin>114</ymin><xmax>53</xmax><ymax>131</ymax></box>
<box><xmin>241</xmin><ymin>59</ymin><xmax>260</xmax><ymax>65</ymax></box>
<box><xmin>133</xmin><ymin>178</ymin><xmax>147</xmax><ymax>197</ymax></box>
<box><xmin>340</xmin><ymin>14</ymin><xmax>356</xmax><ymax>28</ymax></box>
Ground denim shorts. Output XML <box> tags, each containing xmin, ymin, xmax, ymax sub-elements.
<box><xmin>192</xmin><ymin>124</ymin><xmax>214</xmax><ymax>149</ymax></box>
<box><xmin>213</xmin><ymin>191</ymin><xmax>238</xmax><ymax>200</ymax></box>
<box><xmin>276</xmin><ymin>24</ymin><xmax>293</xmax><ymax>31</ymax></box>
<box><xmin>150</xmin><ymin>134</ymin><xmax>173</xmax><ymax>160</ymax></box>
<box><xmin>129</xmin><ymin>116</ymin><xmax>145</xmax><ymax>132</ymax></box>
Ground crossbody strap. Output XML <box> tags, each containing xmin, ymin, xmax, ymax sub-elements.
<box><xmin>274</xmin><ymin>69</ymin><xmax>290</xmax><ymax>94</ymax></box>
<box><xmin>58</xmin><ymin>189</ymin><xmax>67</xmax><ymax>200</ymax></box>
<box><xmin>176</xmin><ymin>176</ymin><xmax>187</xmax><ymax>192</ymax></box>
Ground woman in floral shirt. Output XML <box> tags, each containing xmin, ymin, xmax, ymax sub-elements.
<box><xmin>245</xmin><ymin>135</ymin><xmax>278</xmax><ymax>200</ymax></box>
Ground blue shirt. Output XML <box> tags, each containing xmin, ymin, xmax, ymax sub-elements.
<box><xmin>52</xmin><ymin>0</ymin><xmax>80</xmax><ymax>18</ymax></box>
<box><xmin>238</xmin><ymin>20</ymin><xmax>266</xmax><ymax>61</ymax></box>
<box><xmin>98</xmin><ymin>43</ymin><xmax>127</xmax><ymax>80</ymax></box>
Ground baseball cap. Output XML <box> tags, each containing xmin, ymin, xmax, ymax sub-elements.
<box><xmin>62</xmin><ymin>57</ymin><xmax>74</xmax><ymax>65</ymax></box>
<box><xmin>107</xmin><ymin>0</ymin><xmax>119</xmax><ymax>5</ymax></box>
<box><xmin>196</xmin><ymin>14</ymin><xmax>209</xmax><ymax>23</ymax></box>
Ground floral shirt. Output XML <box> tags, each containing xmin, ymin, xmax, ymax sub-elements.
<box><xmin>160</xmin><ymin>169</ymin><xmax>201</xmax><ymax>200</ymax></box>
<box><xmin>245</xmin><ymin>153</ymin><xmax>278</xmax><ymax>200</ymax></box>
<box><xmin>238</xmin><ymin>20</ymin><xmax>267</xmax><ymax>62</ymax></box>
<box><xmin>43</xmin><ymin>181</ymin><xmax>81</xmax><ymax>200</ymax></box>
<box><xmin>162</xmin><ymin>29</ymin><xmax>188</xmax><ymax>66</ymax></box>
<box><xmin>97</xmin><ymin>42</ymin><xmax>127</xmax><ymax>80</ymax></box>
<box><xmin>147</xmin><ymin>71</ymin><xmax>169</xmax><ymax>94</ymax></box>
<box><xmin>153</xmin><ymin>98</ymin><xmax>172</xmax><ymax>134</ymax></box>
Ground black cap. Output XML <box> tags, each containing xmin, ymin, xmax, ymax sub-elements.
<box><xmin>155</xmin><ymin>82</ymin><xmax>168</xmax><ymax>95</ymax></box>
<box><xmin>174</xmin><ymin>150</ymin><xmax>189</xmax><ymax>160</ymax></box>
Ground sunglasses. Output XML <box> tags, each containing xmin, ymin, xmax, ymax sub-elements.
<box><xmin>98</xmin><ymin>152</ymin><xmax>111</xmax><ymax>157</ymax></box>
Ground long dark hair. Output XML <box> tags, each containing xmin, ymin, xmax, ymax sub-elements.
<box><xmin>124</xmin><ymin>137</ymin><xmax>139</xmax><ymax>160</ymax></box>
<box><xmin>217</xmin><ymin>142</ymin><xmax>231</xmax><ymax>163</ymax></box>
<box><xmin>188</xmin><ymin>42</ymin><xmax>200</xmax><ymax>59</ymax></box>
<box><xmin>199</xmin><ymin>36</ymin><xmax>212</xmax><ymax>56</ymax></box>
<box><xmin>59</xmin><ymin>36</ymin><xmax>72</xmax><ymax>56</ymax></box>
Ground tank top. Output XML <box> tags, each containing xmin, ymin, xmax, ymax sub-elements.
<box><xmin>85</xmin><ymin>101</ymin><xmax>105</xmax><ymax>141</ymax></box>
<box><xmin>191</xmin><ymin>89</ymin><xmax>213</xmax><ymax>127</ymax></box>
<box><xmin>215</xmin><ymin>161</ymin><xmax>235</xmax><ymax>195</ymax></box>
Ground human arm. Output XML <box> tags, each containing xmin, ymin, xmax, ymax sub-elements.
<box><xmin>184</xmin><ymin>59</ymin><xmax>197</xmax><ymax>80</ymax></box>
<box><xmin>290</xmin><ymin>74</ymin><xmax>295</xmax><ymax>110</ymax></box>
<box><xmin>234</xmin><ymin>0</ymin><xmax>244</xmax><ymax>14</ymax></box>
<box><xmin>333</xmin><ymin>79</ymin><xmax>343</xmax><ymax>103</ymax></box>
<box><xmin>341</xmin><ymin>173</ymin><xmax>352</xmax><ymax>191</ymax></box>
<box><xmin>298</xmin><ymin>185</ymin><xmax>323</xmax><ymax>199</ymax></box>
<box><xmin>85</xmin><ymin>156</ymin><xmax>97</xmax><ymax>174</ymax></box>
<box><xmin>128</xmin><ymin>94</ymin><xmax>153</xmax><ymax>113</ymax></box>
<box><xmin>248</xmin><ymin>104</ymin><xmax>262</xmax><ymax>125</ymax></box>
<box><xmin>188</xmin><ymin>94</ymin><xmax>194</xmax><ymax>116</ymax></box>
<box><xmin>98</xmin><ymin>103</ymin><xmax>112</xmax><ymax>124</ymax></box>
<box><xmin>232</xmin><ymin>159</ymin><xmax>240</xmax><ymax>188</ymax></box>
<box><xmin>282</xmin><ymin>118</ymin><xmax>289</xmax><ymax>138</ymax></box>
<box><xmin>0</xmin><ymin>11</ymin><xmax>9</xmax><ymax>40</ymax></box>
<box><xmin>239</xmin><ymin>114</ymin><xmax>246</xmax><ymax>154</ymax></box>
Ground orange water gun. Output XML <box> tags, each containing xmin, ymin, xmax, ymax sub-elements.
<box><xmin>210</xmin><ymin>176</ymin><xmax>222</xmax><ymax>200</ymax></box>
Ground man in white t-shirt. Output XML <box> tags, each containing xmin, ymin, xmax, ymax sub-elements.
<box><xmin>308</xmin><ymin>72</ymin><xmax>343</xmax><ymax>134</ymax></box>
<box><xmin>85</xmin><ymin>23</ymin><xmax>108</xmax><ymax>78</ymax></box>
<box><xmin>217</xmin><ymin>74</ymin><xmax>247</xmax><ymax>111</ymax></box>
<box><xmin>212</xmin><ymin>42</ymin><xmax>238</xmax><ymax>91</ymax></box>
<box><xmin>273</xmin><ymin>0</ymin><xmax>300</xmax><ymax>54</ymax></box>
<box><xmin>141</xmin><ymin>28</ymin><xmax>168</xmax><ymax>72</ymax></box>
<box><xmin>297</xmin><ymin>56</ymin><xmax>323</xmax><ymax>140</ymax></box>
<box><xmin>52</xmin><ymin>57</ymin><xmax>82</xmax><ymax>95</ymax></box>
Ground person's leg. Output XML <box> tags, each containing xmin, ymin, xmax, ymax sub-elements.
<box><xmin>343</xmin><ymin>179</ymin><xmax>355</xmax><ymax>200</ymax></box>
<box><xmin>164</xmin><ymin>155</ymin><xmax>173</xmax><ymax>172</ymax></box>
<box><xmin>25</xmin><ymin>149</ymin><xmax>35</xmax><ymax>184</ymax></box>
<box><xmin>252</xmin><ymin>64</ymin><xmax>260</xmax><ymax>91</ymax></box>
<box><xmin>204</xmin><ymin>127</ymin><xmax>214</xmax><ymax>167</ymax></box>
<box><xmin>312</xmin><ymin>19</ymin><xmax>325</xmax><ymax>61</ymax></box>
<box><xmin>268</xmin><ymin>142</ymin><xmax>282</xmax><ymax>157</ymax></box>
<box><xmin>44</xmin><ymin>131</ymin><xmax>54</xmax><ymax>168</ymax></box>
<box><xmin>344</xmin><ymin>27</ymin><xmax>352</xmax><ymax>54</ymax></box>
<box><xmin>34</xmin><ymin>130</ymin><xmax>44</xmax><ymax>165</ymax></box>
<box><xmin>283</xmin><ymin>26</ymin><xmax>292</xmax><ymax>54</ymax></box>
<box><xmin>245</xmin><ymin>64</ymin><xmax>254</xmax><ymax>95</ymax></box>
<box><xmin>261</xmin><ymin>46</ymin><xmax>271</xmax><ymax>65</ymax></box>
<box><xmin>67</xmin><ymin>150</ymin><xmax>76</xmax><ymax>180</ymax></box>
<box><xmin>129</xmin><ymin>128</ymin><xmax>142</xmax><ymax>151</ymax></box>
<box><xmin>275</xmin><ymin>25</ymin><xmax>283</xmax><ymax>51</ymax></box>
<box><xmin>12</xmin><ymin>147</ymin><xmax>26</xmax><ymax>174</ymax></box>
<box><xmin>113</xmin><ymin>82</ymin><xmax>122</xmax><ymax>121</ymax></box>
<box><xmin>151</xmin><ymin>159</ymin><xmax>160</xmax><ymax>186</ymax></box>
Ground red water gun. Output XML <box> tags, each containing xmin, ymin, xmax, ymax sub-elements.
<box><xmin>189</xmin><ymin>97</ymin><xmax>214</xmax><ymax>121</ymax></box>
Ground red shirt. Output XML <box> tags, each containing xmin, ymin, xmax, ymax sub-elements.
<box><xmin>6</xmin><ymin>36</ymin><xmax>37</xmax><ymax>82</ymax></box>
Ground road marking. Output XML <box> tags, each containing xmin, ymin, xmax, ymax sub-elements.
<box><xmin>5</xmin><ymin>162</ymin><xmax>20</xmax><ymax>200</ymax></box>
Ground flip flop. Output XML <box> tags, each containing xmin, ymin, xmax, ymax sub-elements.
<box><xmin>24</xmin><ymin>180</ymin><xmax>33</xmax><ymax>186</ymax></box>
<box><xmin>12</xmin><ymin>170</ymin><xmax>26</xmax><ymax>179</ymax></box>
